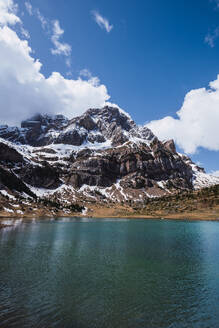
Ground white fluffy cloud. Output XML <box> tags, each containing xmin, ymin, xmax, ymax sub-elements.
<box><xmin>0</xmin><ymin>2</ymin><xmax>111</xmax><ymax>126</ymax></box>
<box><xmin>51</xmin><ymin>20</ymin><xmax>71</xmax><ymax>56</ymax></box>
<box><xmin>25</xmin><ymin>2</ymin><xmax>70</xmax><ymax>59</ymax></box>
<box><xmin>0</xmin><ymin>0</ymin><xmax>20</xmax><ymax>26</ymax></box>
<box><xmin>91</xmin><ymin>11</ymin><xmax>113</xmax><ymax>33</ymax></box>
<box><xmin>147</xmin><ymin>76</ymin><xmax>219</xmax><ymax>153</ymax></box>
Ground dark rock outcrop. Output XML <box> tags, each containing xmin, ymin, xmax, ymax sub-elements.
<box><xmin>0</xmin><ymin>166</ymin><xmax>35</xmax><ymax>197</ymax></box>
<box><xmin>19</xmin><ymin>164</ymin><xmax>62</xmax><ymax>189</ymax></box>
<box><xmin>0</xmin><ymin>142</ymin><xmax>24</xmax><ymax>163</ymax></box>
<box><xmin>56</xmin><ymin>129</ymin><xmax>86</xmax><ymax>146</ymax></box>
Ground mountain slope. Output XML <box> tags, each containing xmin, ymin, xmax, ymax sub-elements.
<box><xmin>0</xmin><ymin>105</ymin><xmax>218</xmax><ymax>215</ymax></box>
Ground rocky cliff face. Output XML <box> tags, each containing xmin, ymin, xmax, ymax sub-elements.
<box><xmin>0</xmin><ymin>106</ymin><xmax>219</xmax><ymax>207</ymax></box>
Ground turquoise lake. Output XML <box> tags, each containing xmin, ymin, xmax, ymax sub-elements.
<box><xmin>0</xmin><ymin>218</ymin><xmax>219</xmax><ymax>328</ymax></box>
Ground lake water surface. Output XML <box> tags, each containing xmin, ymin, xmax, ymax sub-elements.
<box><xmin>0</xmin><ymin>218</ymin><xmax>219</xmax><ymax>328</ymax></box>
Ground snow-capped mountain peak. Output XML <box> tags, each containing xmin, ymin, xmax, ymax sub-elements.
<box><xmin>0</xmin><ymin>105</ymin><xmax>218</xmax><ymax>205</ymax></box>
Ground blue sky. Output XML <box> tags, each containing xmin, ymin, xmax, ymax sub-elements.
<box><xmin>0</xmin><ymin>0</ymin><xmax>219</xmax><ymax>174</ymax></box>
<box><xmin>20</xmin><ymin>0</ymin><xmax>219</xmax><ymax>120</ymax></box>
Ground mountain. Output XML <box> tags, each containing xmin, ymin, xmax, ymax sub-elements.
<box><xmin>0</xmin><ymin>105</ymin><xmax>219</xmax><ymax>217</ymax></box>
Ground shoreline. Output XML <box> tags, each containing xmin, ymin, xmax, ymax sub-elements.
<box><xmin>1</xmin><ymin>211</ymin><xmax>219</xmax><ymax>230</ymax></box>
<box><xmin>1</xmin><ymin>185</ymin><xmax>218</xmax><ymax>226</ymax></box>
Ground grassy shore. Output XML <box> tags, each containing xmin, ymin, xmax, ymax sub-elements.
<box><xmin>1</xmin><ymin>204</ymin><xmax>219</xmax><ymax>223</ymax></box>
<box><xmin>86</xmin><ymin>204</ymin><xmax>219</xmax><ymax>221</ymax></box>
<box><xmin>0</xmin><ymin>185</ymin><xmax>219</xmax><ymax>224</ymax></box>
<box><xmin>84</xmin><ymin>184</ymin><xmax>219</xmax><ymax>221</ymax></box>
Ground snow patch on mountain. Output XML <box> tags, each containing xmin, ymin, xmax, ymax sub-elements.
<box><xmin>0</xmin><ymin>105</ymin><xmax>218</xmax><ymax>205</ymax></box>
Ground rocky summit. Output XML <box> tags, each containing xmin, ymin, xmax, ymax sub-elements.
<box><xmin>0</xmin><ymin>105</ymin><xmax>219</xmax><ymax>216</ymax></box>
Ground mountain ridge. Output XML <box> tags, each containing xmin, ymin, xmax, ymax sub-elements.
<box><xmin>0</xmin><ymin>105</ymin><xmax>219</xmax><ymax>217</ymax></box>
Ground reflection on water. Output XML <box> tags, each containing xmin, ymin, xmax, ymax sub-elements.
<box><xmin>0</xmin><ymin>218</ymin><xmax>219</xmax><ymax>328</ymax></box>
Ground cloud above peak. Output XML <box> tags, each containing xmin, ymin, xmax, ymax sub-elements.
<box><xmin>91</xmin><ymin>11</ymin><xmax>113</xmax><ymax>33</ymax></box>
<box><xmin>0</xmin><ymin>1</ymin><xmax>111</xmax><ymax>126</ymax></box>
<box><xmin>147</xmin><ymin>76</ymin><xmax>219</xmax><ymax>154</ymax></box>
